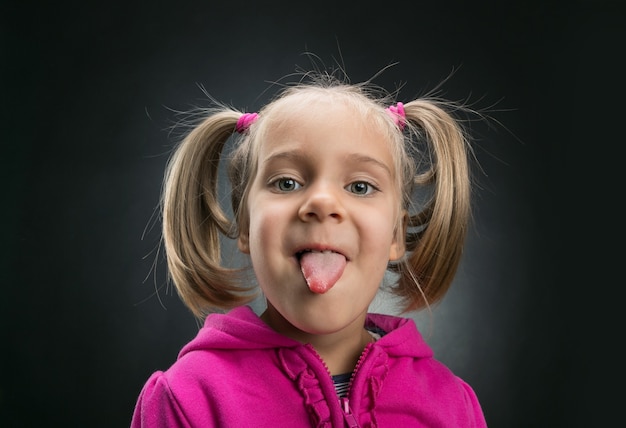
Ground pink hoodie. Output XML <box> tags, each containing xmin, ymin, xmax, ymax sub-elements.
<box><xmin>131</xmin><ymin>306</ymin><xmax>487</xmax><ymax>427</ymax></box>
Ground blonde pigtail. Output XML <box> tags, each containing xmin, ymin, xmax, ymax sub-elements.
<box><xmin>162</xmin><ymin>110</ymin><xmax>257</xmax><ymax>318</ymax></box>
<box><xmin>394</xmin><ymin>100</ymin><xmax>471</xmax><ymax>311</ymax></box>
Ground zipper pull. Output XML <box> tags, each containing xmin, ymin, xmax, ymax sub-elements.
<box><xmin>341</xmin><ymin>397</ymin><xmax>360</xmax><ymax>428</ymax></box>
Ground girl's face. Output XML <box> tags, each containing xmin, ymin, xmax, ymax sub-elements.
<box><xmin>238</xmin><ymin>100</ymin><xmax>405</xmax><ymax>339</ymax></box>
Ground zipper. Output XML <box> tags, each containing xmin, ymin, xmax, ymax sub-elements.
<box><xmin>305</xmin><ymin>342</ymin><xmax>373</xmax><ymax>428</ymax></box>
<box><xmin>347</xmin><ymin>342</ymin><xmax>373</xmax><ymax>395</ymax></box>
<box><xmin>341</xmin><ymin>397</ymin><xmax>360</xmax><ymax>428</ymax></box>
<box><xmin>342</xmin><ymin>343</ymin><xmax>373</xmax><ymax>428</ymax></box>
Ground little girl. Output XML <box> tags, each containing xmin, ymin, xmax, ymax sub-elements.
<box><xmin>131</xmin><ymin>72</ymin><xmax>488</xmax><ymax>427</ymax></box>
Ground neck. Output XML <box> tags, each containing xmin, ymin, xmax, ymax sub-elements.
<box><xmin>312</xmin><ymin>328</ymin><xmax>374</xmax><ymax>375</ymax></box>
<box><xmin>260</xmin><ymin>306</ymin><xmax>373</xmax><ymax>375</ymax></box>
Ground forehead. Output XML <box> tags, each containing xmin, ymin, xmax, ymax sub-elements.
<box><xmin>263</xmin><ymin>92</ymin><xmax>386</xmax><ymax>138</ymax></box>
<box><xmin>260</xmin><ymin>97</ymin><xmax>391</xmax><ymax>156</ymax></box>
<box><xmin>267</xmin><ymin>88</ymin><xmax>370</xmax><ymax>121</ymax></box>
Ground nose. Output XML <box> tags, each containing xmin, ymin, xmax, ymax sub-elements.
<box><xmin>298</xmin><ymin>182</ymin><xmax>346</xmax><ymax>222</ymax></box>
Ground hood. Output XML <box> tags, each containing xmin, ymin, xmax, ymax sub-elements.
<box><xmin>178</xmin><ymin>306</ymin><xmax>299</xmax><ymax>358</ymax></box>
<box><xmin>366</xmin><ymin>312</ymin><xmax>434</xmax><ymax>359</ymax></box>
<box><xmin>178</xmin><ymin>306</ymin><xmax>434</xmax><ymax>360</ymax></box>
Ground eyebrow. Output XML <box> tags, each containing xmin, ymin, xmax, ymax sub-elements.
<box><xmin>263</xmin><ymin>150</ymin><xmax>307</xmax><ymax>165</ymax></box>
<box><xmin>346</xmin><ymin>154</ymin><xmax>392</xmax><ymax>176</ymax></box>
<box><xmin>263</xmin><ymin>151</ymin><xmax>392</xmax><ymax>176</ymax></box>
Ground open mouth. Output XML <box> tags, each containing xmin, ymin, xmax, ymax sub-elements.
<box><xmin>295</xmin><ymin>248</ymin><xmax>347</xmax><ymax>260</ymax></box>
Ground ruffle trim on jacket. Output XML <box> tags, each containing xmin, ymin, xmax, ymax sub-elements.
<box><xmin>278</xmin><ymin>345</ymin><xmax>391</xmax><ymax>428</ymax></box>
<box><xmin>278</xmin><ymin>347</ymin><xmax>333</xmax><ymax>427</ymax></box>
<box><xmin>353</xmin><ymin>350</ymin><xmax>389</xmax><ymax>428</ymax></box>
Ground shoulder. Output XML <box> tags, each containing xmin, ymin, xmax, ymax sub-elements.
<box><xmin>131</xmin><ymin>370</ymin><xmax>193</xmax><ymax>427</ymax></box>
<box><xmin>364</xmin><ymin>316</ymin><xmax>486</xmax><ymax>426</ymax></box>
<box><xmin>371</xmin><ymin>351</ymin><xmax>486</xmax><ymax>427</ymax></box>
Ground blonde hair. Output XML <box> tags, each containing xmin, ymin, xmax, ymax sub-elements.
<box><xmin>161</xmin><ymin>73</ymin><xmax>472</xmax><ymax>319</ymax></box>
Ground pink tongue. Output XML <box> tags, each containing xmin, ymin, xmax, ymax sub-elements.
<box><xmin>300</xmin><ymin>251</ymin><xmax>347</xmax><ymax>294</ymax></box>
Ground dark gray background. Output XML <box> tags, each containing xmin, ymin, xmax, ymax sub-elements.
<box><xmin>2</xmin><ymin>1</ymin><xmax>619</xmax><ymax>426</ymax></box>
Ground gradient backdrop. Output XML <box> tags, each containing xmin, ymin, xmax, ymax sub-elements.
<box><xmin>2</xmin><ymin>1</ymin><xmax>619</xmax><ymax>427</ymax></box>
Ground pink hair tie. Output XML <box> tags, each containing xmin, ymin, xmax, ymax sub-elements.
<box><xmin>236</xmin><ymin>112</ymin><xmax>259</xmax><ymax>134</ymax></box>
<box><xmin>386</xmin><ymin>102</ymin><xmax>406</xmax><ymax>130</ymax></box>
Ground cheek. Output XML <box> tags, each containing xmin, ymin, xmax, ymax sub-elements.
<box><xmin>370</xmin><ymin>206</ymin><xmax>400</xmax><ymax>240</ymax></box>
<box><xmin>246</xmin><ymin>202</ymin><xmax>285</xmax><ymax>251</ymax></box>
<box><xmin>365</xmin><ymin>212</ymin><xmax>402</xmax><ymax>260</ymax></box>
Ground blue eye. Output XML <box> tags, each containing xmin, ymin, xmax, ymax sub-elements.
<box><xmin>276</xmin><ymin>178</ymin><xmax>301</xmax><ymax>192</ymax></box>
<box><xmin>347</xmin><ymin>181</ymin><xmax>375</xmax><ymax>195</ymax></box>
